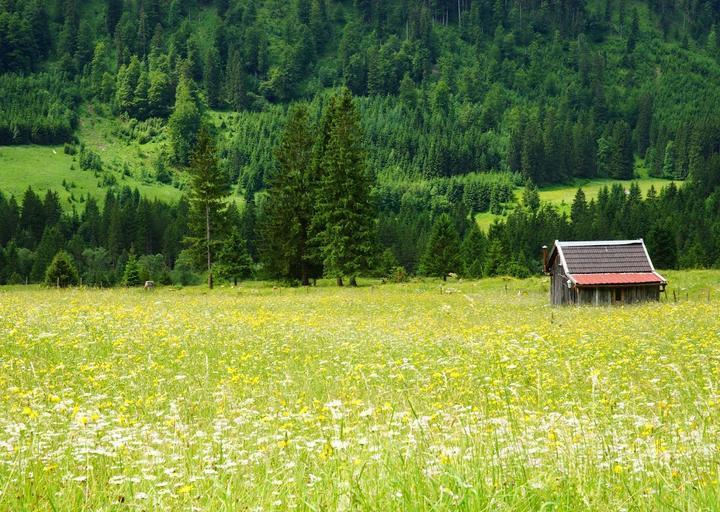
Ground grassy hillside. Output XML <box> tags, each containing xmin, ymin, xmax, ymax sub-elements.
<box><xmin>3</xmin><ymin>0</ymin><xmax>720</xmax><ymax>192</ymax></box>
<box><xmin>0</xmin><ymin>144</ymin><xmax>182</xmax><ymax>207</ymax></box>
<box><xmin>0</xmin><ymin>109</ymin><xmax>244</xmax><ymax>208</ymax></box>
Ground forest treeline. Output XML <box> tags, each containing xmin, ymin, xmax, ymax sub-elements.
<box><xmin>2</xmin><ymin>0</ymin><xmax>720</xmax><ymax>185</ymax></box>
<box><xmin>3</xmin><ymin>108</ymin><xmax>720</xmax><ymax>286</ymax></box>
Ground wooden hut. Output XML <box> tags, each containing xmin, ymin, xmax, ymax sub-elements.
<box><xmin>543</xmin><ymin>240</ymin><xmax>667</xmax><ymax>305</ymax></box>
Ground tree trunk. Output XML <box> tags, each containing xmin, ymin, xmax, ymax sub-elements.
<box><xmin>206</xmin><ymin>203</ymin><xmax>213</xmax><ymax>289</ymax></box>
<box><xmin>442</xmin><ymin>274</ymin><xmax>447</xmax><ymax>281</ymax></box>
<box><xmin>337</xmin><ymin>277</ymin><xmax>344</xmax><ymax>287</ymax></box>
<box><xmin>299</xmin><ymin>223</ymin><xmax>309</xmax><ymax>286</ymax></box>
<box><xmin>301</xmin><ymin>262</ymin><xmax>309</xmax><ymax>286</ymax></box>
<box><xmin>349</xmin><ymin>276</ymin><xmax>358</xmax><ymax>287</ymax></box>
<box><xmin>234</xmin><ymin>277</ymin><xmax>238</xmax><ymax>286</ymax></box>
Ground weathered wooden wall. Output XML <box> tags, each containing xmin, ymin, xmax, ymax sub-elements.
<box><xmin>550</xmin><ymin>258</ymin><xmax>576</xmax><ymax>305</ymax></box>
<box><xmin>550</xmin><ymin>258</ymin><xmax>662</xmax><ymax>306</ymax></box>
<box><xmin>566</xmin><ymin>285</ymin><xmax>661</xmax><ymax>305</ymax></box>
<box><xmin>577</xmin><ymin>288</ymin><xmax>611</xmax><ymax>305</ymax></box>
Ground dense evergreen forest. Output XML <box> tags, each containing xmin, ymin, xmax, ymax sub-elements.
<box><xmin>2</xmin><ymin>0</ymin><xmax>720</xmax><ymax>284</ymax></box>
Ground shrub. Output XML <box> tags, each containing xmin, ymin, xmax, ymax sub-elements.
<box><xmin>375</xmin><ymin>248</ymin><xmax>400</xmax><ymax>278</ymax></box>
<box><xmin>122</xmin><ymin>253</ymin><xmax>142</xmax><ymax>286</ymax></box>
<box><xmin>389</xmin><ymin>266</ymin><xmax>409</xmax><ymax>283</ymax></box>
<box><xmin>499</xmin><ymin>260</ymin><xmax>531</xmax><ymax>279</ymax></box>
<box><xmin>44</xmin><ymin>251</ymin><xmax>79</xmax><ymax>288</ymax></box>
<box><xmin>79</xmin><ymin>147</ymin><xmax>103</xmax><ymax>172</ymax></box>
<box><xmin>171</xmin><ymin>250</ymin><xmax>199</xmax><ymax>286</ymax></box>
<box><xmin>137</xmin><ymin>254</ymin><xmax>168</xmax><ymax>282</ymax></box>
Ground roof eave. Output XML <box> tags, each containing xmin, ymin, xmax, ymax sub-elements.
<box><xmin>573</xmin><ymin>282</ymin><xmax>664</xmax><ymax>288</ymax></box>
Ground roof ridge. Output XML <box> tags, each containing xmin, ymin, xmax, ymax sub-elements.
<box><xmin>557</xmin><ymin>239</ymin><xmax>643</xmax><ymax>247</ymax></box>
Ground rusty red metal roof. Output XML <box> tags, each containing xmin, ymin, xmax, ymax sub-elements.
<box><xmin>570</xmin><ymin>272</ymin><xmax>666</xmax><ymax>286</ymax></box>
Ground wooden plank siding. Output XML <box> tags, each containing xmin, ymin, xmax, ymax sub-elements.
<box><xmin>550</xmin><ymin>258</ymin><xmax>576</xmax><ymax>305</ymax></box>
<box><xmin>575</xmin><ymin>285</ymin><xmax>660</xmax><ymax>306</ymax></box>
<box><xmin>552</xmin><ymin>279</ymin><xmax>661</xmax><ymax>306</ymax></box>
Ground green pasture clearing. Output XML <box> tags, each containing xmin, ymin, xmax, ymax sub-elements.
<box><xmin>477</xmin><ymin>176</ymin><xmax>682</xmax><ymax>230</ymax></box>
<box><xmin>0</xmin><ymin>144</ymin><xmax>182</xmax><ymax>207</ymax></box>
<box><xmin>534</xmin><ymin>176</ymin><xmax>681</xmax><ymax>210</ymax></box>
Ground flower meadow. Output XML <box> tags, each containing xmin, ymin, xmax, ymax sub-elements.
<box><xmin>1</xmin><ymin>275</ymin><xmax>720</xmax><ymax>511</ymax></box>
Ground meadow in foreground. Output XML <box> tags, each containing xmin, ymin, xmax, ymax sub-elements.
<box><xmin>1</xmin><ymin>272</ymin><xmax>720</xmax><ymax>511</ymax></box>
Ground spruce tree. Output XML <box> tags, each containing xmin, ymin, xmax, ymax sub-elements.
<box><xmin>106</xmin><ymin>0</ymin><xmax>123</xmax><ymax>36</ymax></box>
<box><xmin>399</xmin><ymin>73</ymin><xmax>417</xmax><ymax>108</ymax></box>
<box><xmin>20</xmin><ymin>187</ymin><xmax>45</xmax><ymax>246</ymax></box>
<box><xmin>521</xmin><ymin>179</ymin><xmax>540</xmax><ymax>212</ymax></box>
<box><xmin>611</xmin><ymin>121</ymin><xmax>634</xmax><ymax>179</ymax></box>
<box><xmin>646</xmin><ymin>225</ymin><xmax>676</xmax><ymax>270</ymax></box>
<box><xmin>148</xmin><ymin>64</ymin><xmax>173</xmax><ymax>118</ymax></box>
<box><xmin>224</xmin><ymin>46</ymin><xmax>245</xmax><ymax>111</ymax></box>
<box><xmin>31</xmin><ymin>227</ymin><xmax>64</xmax><ymax>282</ymax></box>
<box><xmin>75</xmin><ymin>20</ymin><xmax>94</xmax><ymax>68</ymax></box>
<box><xmin>168</xmin><ymin>75</ymin><xmax>202</xmax><ymax>166</ymax></box>
<box><xmin>309</xmin><ymin>0</ymin><xmax>328</xmax><ymax>49</ymax></box>
<box><xmin>43</xmin><ymin>190</ymin><xmax>62</xmax><ymax>227</ymax></box>
<box><xmin>570</xmin><ymin>188</ymin><xmax>591</xmax><ymax>238</ymax></box>
<box><xmin>312</xmin><ymin>88</ymin><xmax>375</xmax><ymax>286</ymax></box>
<box><xmin>83</xmin><ymin>247</ymin><xmax>112</xmax><ymax>287</ymax></box>
<box><xmin>133</xmin><ymin>67</ymin><xmax>150</xmax><ymax>119</ymax></box>
<box><xmin>461</xmin><ymin>223</ymin><xmax>487</xmax><ymax>278</ymax></box>
<box><xmin>662</xmin><ymin>141</ymin><xmax>676</xmax><ymax>178</ymax></box>
<box><xmin>135</xmin><ymin>7</ymin><xmax>151</xmax><ymax>58</ymax></box>
<box><xmin>626</xmin><ymin>8</ymin><xmax>639</xmax><ymax>54</ymax></box>
<box><xmin>419</xmin><ymin>214</ymin><xmax>461</xmax><ymax>280</ymax></box>
<box><xmin>260</xmin><ymin>105</ymin><xmax>317</xmax><ymax>284</ymax></box>
<box><xmin>185</xmin><ymin>127</ymin><xmax>231</xmax><ymax>288</ymax></box>
<box><xmin>239</xmin><ymin>198</ymin><xmax>258</xmax><ymax>260</ymax></box>
<box><xmin>521</xmin><ymin>117</ymin><xmax>545</xmax><ymax>184</ymax></box>
<box><xmin>122</xmin><ymin>251</ymin><xmax>141</xmax><ymax>286</ymax></box>
<box><xmin>483</xmin><ymin>238</ymin><xmax>505</xmax><ymax>277</ymax></box>
<box><xmin>635</xmin><ymin>93</ymin><xmax>653</xmax><ymax>154</ymax></box>
<box><xmin>0</xmin><ymin>193</ymin><xmax>16</xmax><ymax>245</ymax></box>
<box><xmin>204</xmin><ymin>44</ymin><xmax>222</xmax><ymax>108</ymax></box>
<box><xmin>45</xmin><ymin>251</ymin><xmax>80</xmax><ymax>288</ymax></box>
<box><xmin>216</xmin><ymin>228</ymin><xmax>253</xmax><ymax>285</ymax></box>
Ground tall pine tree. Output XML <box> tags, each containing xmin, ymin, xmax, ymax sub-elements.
<box><xmin>185</xmin><ymin>127</ymin><xmax>231</xmax><ymax>288</ymax></box>
<box><xmin>216</xmin><ymin>227</ymin><xmax>253</xmax><ymax>285</ymax></box>
<box><xmin>260</xmin><ymin>105</ymin><xmax>317</xmax><ymax>284</ymax></box>
<box><xmin>168</xmin><ymin>75</ymin><xmax>202</xmax><ymax>166</ymax></box>
<box><xmin>312</xmin><ymin>88</ymin><xmax>375</xmax><ymax>286</ymax></box>
<box><xmin>419</xmin><ymin>214</ymin><xmax>461</xmax><ymax>280</ymax></box>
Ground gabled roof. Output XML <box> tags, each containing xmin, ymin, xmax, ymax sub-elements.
<box><xmin>547</xmin><ymin>240</ymin><xmax>667</xmax><ymax>287</ymax></box>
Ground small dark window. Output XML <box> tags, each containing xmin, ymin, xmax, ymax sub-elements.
<box><xmin>615</xmin><ymin>288</ymin><xmax>622</xmax><ymax>303</ymax></box>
